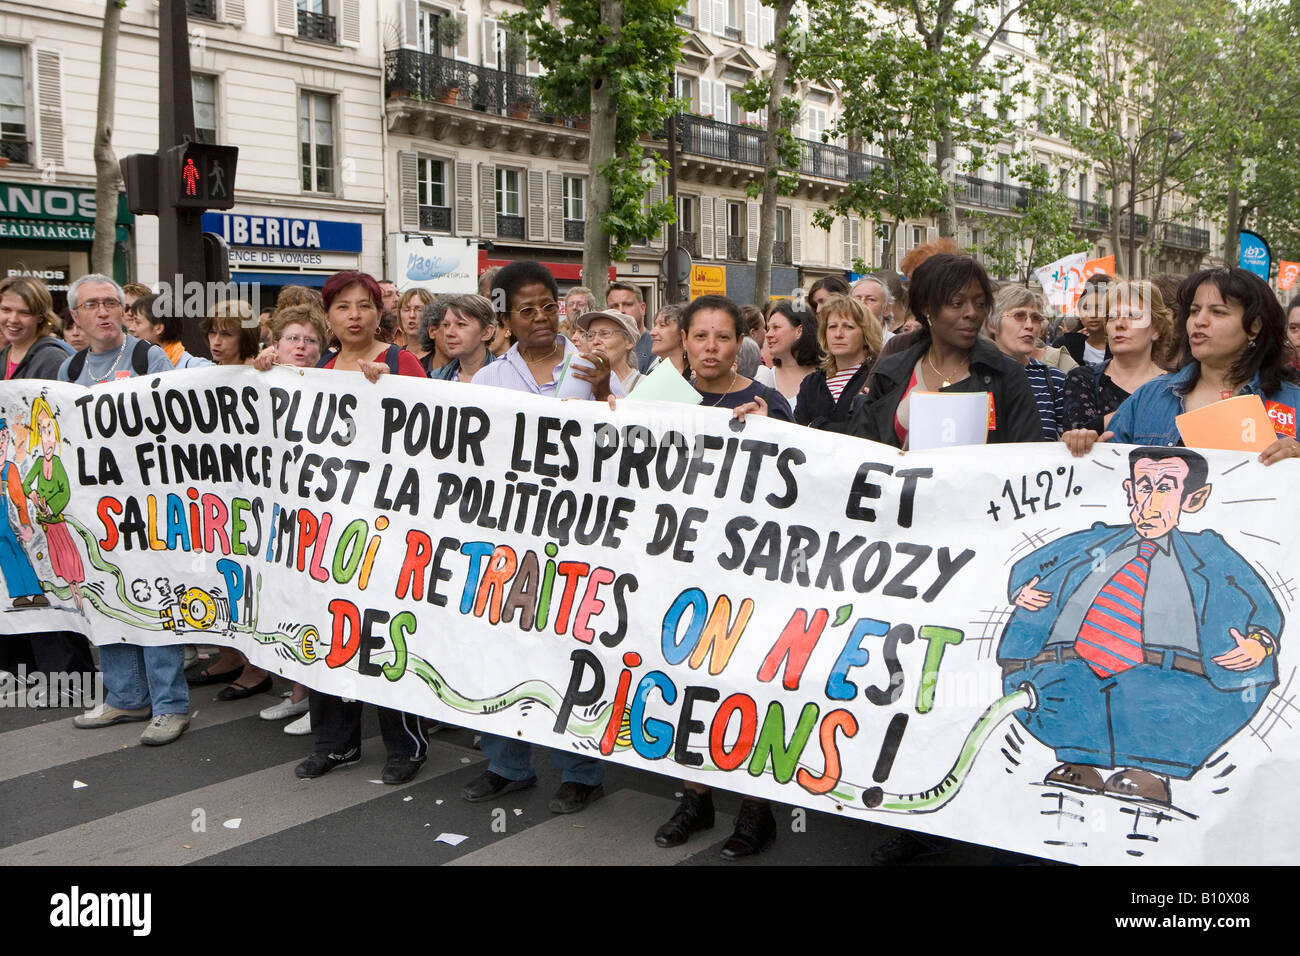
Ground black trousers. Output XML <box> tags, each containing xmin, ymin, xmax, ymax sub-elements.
<box><xmin>308</xmin><ymin>689</ymin><xmax>428</xmax><ymax>761</ymax></box>
<box><xmin>0</xmin><ymin>631</ymin><xmax>94</xmax><ymax>677</ymax></box>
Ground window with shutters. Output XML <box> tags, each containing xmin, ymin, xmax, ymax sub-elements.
<box><xmin>192</xmin><ymin>74</ymin><xmax>217</xmax><ymax>145</ymax></box>
<box><xmin>298</xmin><ymin>91</ymin><xmax>334</xmax><ymax>193</ymax></box>
<box><xmin>678</xmin><ymin>195</ymin><xmax>697</xmax><ymax>256</ymax></box>
<box><xmin>726</xmin><ymin>0</ymin><xmax>742</xmax><ymax>39</ymax></box>
<box><xmin>297</xmin><ymin>0</ymin><xmax>338</xmax><ymax>44</ymax></box>
<box><xmin>418</xmin><ymin>157</ymin><xmax>450</xmax><ymax>231</ymax></box>
<box><xmin>676</xmin><ymin>74</ymin><xmax>694</xmax><ymax>110</ymax></box>
<box><xmin>726</xmin><ymin>201</ymin><xmax>745</xmax><ymax>260</ymax></box>
<box><xmin>563</xmin><ymin>176</ymin><xmax>584</xmax><ymax>241</ymax></box>
<box><xmin>911</xmin><ymin>225</ymin><xmax>924</xmax><ymax>249</ymax></box>
<box><xmin>496</xmin><ymin>168</ymin><xmax>524</xmax><ymax>237</ymax></box>
<box><xmin>0</xmin><ymin>44</ymin><xmax>30</xmax><ymax>165</ymax></box>
<box><xmin>773</xmin><ymin>208</ymin><xmax>791</xmax><ymax>264</ymax></box>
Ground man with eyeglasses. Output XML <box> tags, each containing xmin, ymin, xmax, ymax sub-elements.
<box><xmin>58</xmin><ymin>274</ymin><xmax>187</xmax><ymax>746</ymax></box>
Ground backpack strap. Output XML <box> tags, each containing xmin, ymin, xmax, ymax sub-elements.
<box><xmin>383</xmin><ymin>344</ymin><xmax>403</xmax><ymax>375</ymax></box>
<box><xmin>67</xmin><ymin>348</ymin><xmax>90</xmax><ymax>381</ymax></box>
<box><xmin>132</xmin><ymin>340</ymin><xmax>151</xmax><ymax>375</ymax></box>
<box><xmin>316</xmin><ymin>350</ymin><xmax>337</xmax><ymax>369</ymax></box>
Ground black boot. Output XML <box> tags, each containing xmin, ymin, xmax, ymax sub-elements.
<box><xmin>720</xmin><ymin>798</ymin><xmax>775</xmax><ymax>860</ymax></box>
<box><xmin>654</xmin><ymin>788</ymin><xmax>715</xmax><ymax>847</ymax></box>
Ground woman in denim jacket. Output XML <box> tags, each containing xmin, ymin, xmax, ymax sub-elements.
<box><xmin>1064</xmin><ymin>267</ymin><xmax>1300</xmax><ymax>466</ymax></box>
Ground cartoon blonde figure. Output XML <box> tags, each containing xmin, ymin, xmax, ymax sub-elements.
<box><xmin>22</xmin><ymin>396</ymin><xmax>84</xmax><ymax>612</ymax></box>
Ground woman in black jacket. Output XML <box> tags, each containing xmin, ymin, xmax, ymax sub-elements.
<box><xmin>795</xmin><ymin>293</ymin><xmax>882</xmax><ymax>429</ymax></box>
<box><xmin>836</xmin><ymin>254</ymin><xmax>1043</xmax><ymax>447</ymax></box>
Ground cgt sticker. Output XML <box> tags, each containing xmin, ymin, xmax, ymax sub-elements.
<box><xmin>1266</xmin><ymin>401</ymin><xmax>1296</xmax><ymax>438</ymax></box>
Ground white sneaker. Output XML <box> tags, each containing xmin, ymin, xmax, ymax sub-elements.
<box><xmin>260</xmin><ymin>695</ymin><xmax>310</xmax><ymax>721</ymax></box>
<box><xmin>284</xmin><ymin>713</ymin><xmax>312</xmax><ymax>736</ymax></box>
<box><xmin>140</xmin><ymin>713</ymin><xmax>190</xmax><ymax>746</ymax></box>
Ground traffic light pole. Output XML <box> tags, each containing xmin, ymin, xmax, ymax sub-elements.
<box><xmin>157</xmin><ymin>0</ymin><xmax>210</xmax><ymax>359</ymax></box>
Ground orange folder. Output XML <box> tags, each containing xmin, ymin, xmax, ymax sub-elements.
<box><xmin>1175</xmin><ymin>395</ymin><xmax>1275</xmax><ymax>452</ymax></box>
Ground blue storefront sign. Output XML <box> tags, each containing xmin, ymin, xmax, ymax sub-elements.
<box><xmin>201</xmin><ymin>212</ymin><xmax>362</xmax><ymax>252</ymax></box>
<box><xmin>1239</xmin><ymin>230</ymin><xmax>1271</xmax><ymax>281</ymax></box>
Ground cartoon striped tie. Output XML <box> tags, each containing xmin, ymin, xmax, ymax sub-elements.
<box><xmin>1074</xmin><ymin>540</ymin><xmax>1160</xmax><ymax>678</ymax></box>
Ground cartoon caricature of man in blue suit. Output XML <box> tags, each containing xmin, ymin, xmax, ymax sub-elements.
<box><xmin>998</xmin><ymin>446</ymin><xmax>1281</xmax><ymax>805</ymax></box>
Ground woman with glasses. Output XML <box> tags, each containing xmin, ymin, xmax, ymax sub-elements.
<box><xmin>575</xmin><ymin>308</ymin><xmax>642</xmax><ymax>392</ymax></box>
<box><xmin>986</xmin><ymin>287</ymin><xmax>1068</xmax><ymax>439</ymax></box>
<box><xmin>1060</xmin><ymin>280</ymin><xmax>1171</xmax><ymax>440</ymax></box>
<box><xmin>250</xmin><ymin>304</ymin><xmax>328</xmax><ymax>734</ymax></box>
<box><xmin>254</xmin><ymin>271</ymin><xmax>429</xmax><ymax>784</ymax></box>
<box><xmin>463</xmin><ymin>261</ymin><xmax>619</xmax><ymax>816</ymax></box>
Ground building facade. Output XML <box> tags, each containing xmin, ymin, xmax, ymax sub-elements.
<box><xmin>0</xmin><ymin>0</ymin><xmax>1218</xmax><ymax>315</ymax></box>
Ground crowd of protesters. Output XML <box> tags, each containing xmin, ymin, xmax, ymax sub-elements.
<box><xmin>2</xmin><ymin>245</ymin><xmax>1299</xmax><ymax>862</ymax></box>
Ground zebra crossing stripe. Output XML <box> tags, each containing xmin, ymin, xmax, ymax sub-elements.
<box><xmin>0</xmin><ymin>738</ymin><xmax>483</xmax><ymax>866</ymax></box>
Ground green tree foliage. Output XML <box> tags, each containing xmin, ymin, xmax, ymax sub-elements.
<box><xmin>732</xmin><ymin>0</ymin><xmax>801</xmax><ymax>304</ymax></box>
<box><xmin>508</xmin><ymin>0</ymin><xmax>682</xmax><ymax>299</ymax></box>
<box><xmin>802</xmin><ymin>0</ymin><xmax>1047</xmax><ymax>251</ymax></box>
<box><xmin>966</xmin><ymin>159</ymin><xmax>1089</xmax><ymax>283</ymax></box>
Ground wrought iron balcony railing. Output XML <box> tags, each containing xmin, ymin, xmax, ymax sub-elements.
<box><xmin>187</xmin><ymin>0</ymin><xmax>217</xmax><ymax>20</ymax></box>
<box><xmin>564</xmin><ymin>219</ymin><xmax>584</xmax><ymax>242</ymax></box>
<box><xmin>298</xmin><ymin>9</ymin><xmax>337</xmax><ymax>44</ymax></box>
<box><xmin>726</xmin><ymin>236</ymin><xmax>745</xmax><ymax>260</ymax></box>
<box><xmin>497</xmin><ymin>214</ymin><xmax>526</xmax><ymax>239</ymax></box>
<box><xmin>419</xmin><ymin>206</ymin><xmax>451</xmax><ymax>231</ymax></box>
<box><xmin>0</xmin><ymin>139</ymin><xmax>31</xmax><ymax>165</ymax></box>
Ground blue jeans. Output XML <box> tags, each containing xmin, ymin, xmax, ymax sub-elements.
<box><xmin>1005</xmin><ymin>655</ymin><xmax>1262</xmax><ymax>779</ymax></box>
<box><xmin>99</xmin><ymin>642</ymin><xmax>189</xmax><ymax>716</ymax></box>
<box><xmin>480</xmin><ymin>734</ymin><xmax>605</xmax><ymax>786</ymax></box>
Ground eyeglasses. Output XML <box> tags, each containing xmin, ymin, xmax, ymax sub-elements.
<box><xmin>1004</xmin><ymin>309</ymin><xmax>1046</xmax><ymax>323</ymax></box>
<box><xmin>513</xmin><ymin>302</ymin><xmax>560</xmax><ymax>321</ymax></box>
<box><xmin>586</xmin><ymin>328</ymin><xmax>626</xmax><ymax>342</ymax></box>
<box><xmin>282</xmin><ymin>334</ymin><xmax>321</xmax><ymax>347</ymax></box>
<box><xmin>77</xmin><ymin>298</ymin><xmax>122</xmax><ymax>312</ymax></box>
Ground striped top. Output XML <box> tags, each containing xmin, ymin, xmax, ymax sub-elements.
<box><xmin>1025</xmin><ymin>358</ymin><xmax>1067</xmax><ymax>440</ymax></box>
<box><xmin>826</xmin><ymin>364</ymin><xmax>862</xmax><ymax>401</ymax></box>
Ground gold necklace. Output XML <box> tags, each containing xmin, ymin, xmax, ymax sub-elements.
<box><xmin>522</xmin><ymin>341</ymin><xmax>560</xmax><ymax>366</ymax></box>
<box><xmin>705</xmin><ymin>370</ymin><xmax>738</xmax><ymax>406</ymax></box>
<box><xmin>925</xmin><ymin>349</ymin><xmax>967</xmax><ymax>388</ymax></box>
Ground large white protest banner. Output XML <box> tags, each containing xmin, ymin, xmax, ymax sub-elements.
<box><xmin>1</xmin><ymin>367</ymin><xmax>1296</xmax><ymax>865</ymax></box>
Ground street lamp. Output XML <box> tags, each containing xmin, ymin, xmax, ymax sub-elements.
<box><xmin>1126</xmin><ymin>126</ymin><xmax>1185</xmax><ymax>277</ymax></box>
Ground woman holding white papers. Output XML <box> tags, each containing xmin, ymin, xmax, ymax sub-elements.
<box><xmin>836</xmin><ymin>254</ymin><xmax>1043</xmax><ymax>448</ymax></box>
<box><xmin>1065</xmin><ymin>268</ymin><xmax>1300</xmax><ymax>465</ymax></box>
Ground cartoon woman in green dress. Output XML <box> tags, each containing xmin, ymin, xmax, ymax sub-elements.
<box><xmin>23</xmin><ymin>396</ymin><xmax>84</xmax><ymax>612</ymax></box>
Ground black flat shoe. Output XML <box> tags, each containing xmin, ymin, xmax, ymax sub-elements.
<box><xmin>462</xmin><ymin>770</ymin><xmax>538</xmax><ymax>802</ymax></box>
<box><xmin>216</xmin><ymin>676</ymin><xmax>273</xmax><ymax>701</ymax></box>
<box><xmin>187</xmin><ymin>665</ymin><xmax>243</xmax><ymax>686</ymax></box>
